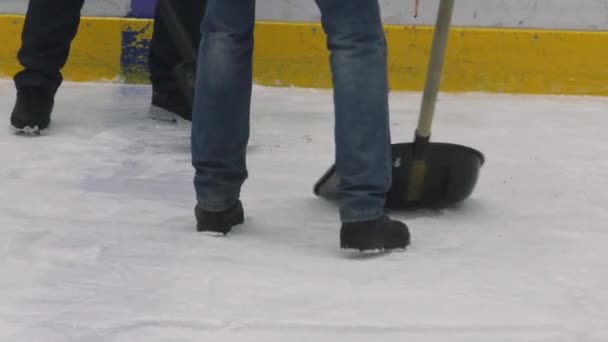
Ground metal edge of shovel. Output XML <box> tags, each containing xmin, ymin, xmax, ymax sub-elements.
<box><xmin>313</xmin><ymin>0</ymin><xmax>485</xmax><ymax>209</ymax></box>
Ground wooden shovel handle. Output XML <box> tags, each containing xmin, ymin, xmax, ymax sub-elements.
<box><xmin>416</xmin><ymin>0</ymin><xmax>455</xmax><ymax>138</ymax></box>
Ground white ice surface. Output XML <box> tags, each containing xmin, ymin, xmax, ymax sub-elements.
<box><xmin>1</xmin><ymin>79</ymin><xmax>608</xmax><ymax>341</ymax></box>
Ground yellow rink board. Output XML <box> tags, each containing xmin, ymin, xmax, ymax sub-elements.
<box><xmin>1</xmin><ymin>15</ymin><xmax>607</xmax><ymax>95</ymax></box>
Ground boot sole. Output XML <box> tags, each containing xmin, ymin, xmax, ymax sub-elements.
<box><xmin>148</xmin><ymin>104</ymin><xmax>191</xmax><ymax>123</ymax></box>
<box><xmin>196</xmin><ymin>211</ymin><xmax>244</xmax><ymax>236</ymax></box>
<box><xmin>11</xmin><ymin>124</ymin><xmax>48</xmax><ymax>136</ymax></box>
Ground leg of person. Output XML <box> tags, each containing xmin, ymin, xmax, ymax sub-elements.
<box><xmin>191</xmin><ymin>0</ymin><xmax>256</xmax><ymax>235</ymax></box>
<box><xmin>11</xmin><ymin>0</ymin><xmax>85</xmax><ymax>134</ymax></box>
<box><xmin>148</xmin><ymin>0</ymin><xmax>206</xmax><ymax>122</ymax></box>
<box><xmin>315</xmin><ymin>0</ymin><xmax>410</xmax><ymax>251</ymax></box>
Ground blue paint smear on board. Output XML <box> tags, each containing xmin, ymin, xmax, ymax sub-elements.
<box><xmin>128</xmin><ymin>0</ymin><xmax>156</xmax><ymax>18</ymax></box>
<box><xmin>121</xmin><ymin>23</ymin><xmax>152</xmax><ymax>82</ymax></box>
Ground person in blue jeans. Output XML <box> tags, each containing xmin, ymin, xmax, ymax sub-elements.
<box><xmin>191</xmin><ymin>0</ymin><xmax>410</xmax><ymax>251</ymax></box>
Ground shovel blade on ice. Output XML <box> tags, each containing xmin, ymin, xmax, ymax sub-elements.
<box><xmin>313</xmin><ymin>142</ymin><xmax>484</xmax><ymax>209</ymax></box>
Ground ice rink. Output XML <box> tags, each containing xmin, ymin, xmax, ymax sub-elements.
<box><xmin>1</xmin><ymin>79</ymin><xmax>607</xmax><ymax>341</ymax></box>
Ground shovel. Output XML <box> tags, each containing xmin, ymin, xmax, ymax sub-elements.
<box><xmin>157</xmin><ymin>0</ymin><xmax>197</xmax><ymax>120</ymax></box>
<box><xmin>314</xmin><ymin>0</ymin><xmax>484</xmax><ymax>209</ymax></box>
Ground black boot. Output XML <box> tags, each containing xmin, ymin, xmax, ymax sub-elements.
<box><xmin>195</xmin><ymin>200</ymin><xmax>244</xmax><ymax>235</ymax></box>
<box><xmin>10</xmin><ymin>87</ymin><xmax>55</xmax><ymax>135</ymax></box>
<box><xmin>149</xmin><ymin>84</ymin><xmax>192</xmax><ymax>122</ymax></box>
<box><xmin>340</xmin><ymin>216</ymin><xmax>410</xmax><ymax>252</ymax></box>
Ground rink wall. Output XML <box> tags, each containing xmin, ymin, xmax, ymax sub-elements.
<box><xmin>1</xmin><ymin>0</ymin><xmax>608</xmax><ymax>95</ymax></box>
<box><xmin>4</xmin><ymin>1</ymin><xmax>608</xmax><ymax>30</ymax></box>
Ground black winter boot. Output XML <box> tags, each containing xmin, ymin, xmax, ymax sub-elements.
<box><xmin>340</xmin><ymin>215</ymin><xmax>410</xmax><ymax>252</ymax></box>
<box><xmin>149</xmin><ymin>85</ymin><xmax>192</xmax><ymax>122</ymax></box>
<box><xmin>195</xmin><ymin>200</ymin><xmax>244</xmax><ymax>235</ymax></box>
<box><xmin>10</xmin><ymin>87</ymin><xmax>55</xmax><ymax>135</ymax></box>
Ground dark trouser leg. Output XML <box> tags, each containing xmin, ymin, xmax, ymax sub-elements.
<box><xmin>14</xmin><ymin>0</ymin><xmax>85</xmax><ymax>92</ymax></box>
<box><xmin>149</xmin><ymin>0</ymin><xmax>206</xmax><ymax>90</ymax></box>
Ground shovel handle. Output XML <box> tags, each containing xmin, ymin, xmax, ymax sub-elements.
<box><xmin>416</xmin><ymin>0</ymin><xmax>455</xmax><ymax>138</ymax></box>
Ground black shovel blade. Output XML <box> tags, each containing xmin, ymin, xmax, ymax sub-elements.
<box><xmin>313</xmin><ymin>142</ymin><xmax>485</xmax><ymax>209</ymax></box>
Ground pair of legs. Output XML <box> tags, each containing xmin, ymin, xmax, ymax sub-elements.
<box><xmin>192</xmin><ymin>0</ymin><xmax>409</xmax><ymax>250</ymax></box>
<box><xmin>11</xmin><ymin>0</ymin><xmax>205</xmax><ymax>131</ymax></box>
<box><xmin>15</xmin><ymin>0</ymin><xmax>204</xmax><ymax>92</ymax></box>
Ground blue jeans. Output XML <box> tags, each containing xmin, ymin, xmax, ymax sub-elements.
<box><xmin>192</xmin><ymin>0</ymin><xmax>391</xmax><ymax>222</ymax></box>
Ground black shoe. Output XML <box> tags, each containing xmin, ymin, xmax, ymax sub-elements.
<box><xmin>340</xmin><ymin>216</ymin><xmax>410</xmax><ymax>252</ymax></box>
<box><xmin>195</xmin><ymin>200</ymin><xmax>244</xmax><ymax>235</ymax></box>
<box><xmin>149</xmin><ymin>86</ymin><xmax>192</xmax><ymax>122</ymax></box>
<box><xmin>10</xmin><ymin>87</ymin><xmax>55</xmax><ymax>135</ymax></box>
